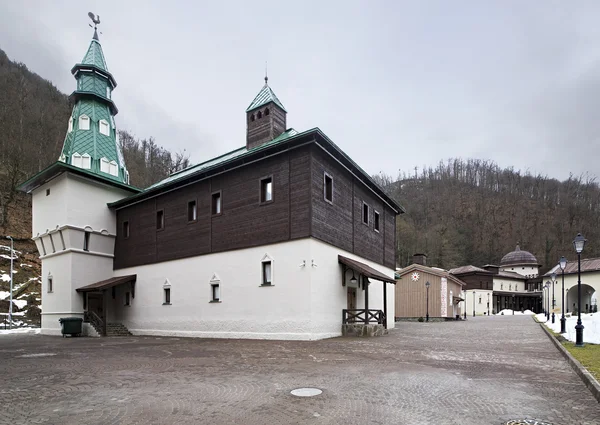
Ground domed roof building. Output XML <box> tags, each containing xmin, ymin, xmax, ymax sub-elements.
<box><xmin>500</xmin><ymin>244</ymin><xmax>539</xmax><ymax>267</ymax></box>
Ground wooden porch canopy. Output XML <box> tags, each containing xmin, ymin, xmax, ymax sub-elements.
<box><xmin>338</xmin><ymin>255</ymin><xmax>396</xmax><ymax>284</ymax></box>
<box><xmin>76</xmin><ymin>274</ymin><xmax>137</xmax><ymax>293</ymax></box>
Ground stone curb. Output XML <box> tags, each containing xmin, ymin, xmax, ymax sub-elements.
<box><xmin>538</xmin><ymin>321</ymin><xmax>600</xmax><ymax>403</ymax></box>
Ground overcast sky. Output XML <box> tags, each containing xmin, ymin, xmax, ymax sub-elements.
<box><xmin>1</xmin><ymin>1</ymin><xmax>599</xmax><ymax>182</ymax></box>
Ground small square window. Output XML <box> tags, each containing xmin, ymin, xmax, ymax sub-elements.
<box><xmin>125</xmin><ymin>292</ymin><xmax>131</xmax><ymax>306</ymax></box>
<box><xmin>362</xmin><ymin>202</ymin><xmax>369</xmax><ymax>225</ymax></box>
<box><xmin>374</xmin><ymin>211</ymin><xmax>380</xmax><ymax>232</ymax></box>
<box><xmin>262</xmin><ymin>261</ymin><xmax>272</xmax><ymax>286</ymax></box>
<box><xmin>212</xmin><ymin>192</ymin><xmax>222</xmax><ymax>215</ymax></box>
<box><xmin>211</xmin><ymin>283</ymin><xmax>220</xmax><ymax>302</ymax></box>
<box><xmin>123</xmin><ymin>221</ymin><xmax>130</xmax><ymax>239</ymax></box>
<box><xmin>99</xmin><ymin>120</ymin><xmax>110</xmax><ymax>136</ymax></box>
<box><xmin>156</xmin><ymin>210</ymin><xmax>164</xmax><ymax>230</ymax></box>
<box><xmin>260</xmin><ymin>177</ymin><xmax>273</xmax><ymax>203</ymax></box>
<box><xmin>46</xmin><ymin>188</ymin><xmax>50</xmax><ymax>196</ymax></box>
<box><xmin>188</xmin><ymin>200</ymin><xmax>197</xmax><ymax>222</ymax></box>
<box><xmin>164</xmin><ymin>288</ymin><xmax>171</xmax><ymax>305</ymax></box>
<box><xmin>324</xmin><ymin>173</ymin><xmax>333</xmax><ymax>203</ymax></box>
<box><xmin>83</xmin><ymin>231</ymin><xmax>91</xmax><ymax>252</ymax></box>
<box><xmin>47</xmin><ymin>277</ymin><xmax>53</xmax><ymax>293</ymax></box>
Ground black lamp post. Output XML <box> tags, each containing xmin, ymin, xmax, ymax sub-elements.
<box><xmin>573</xmin><ymin>233</ymin><xmax>586</xmax><ymax>347</ymax></box>
<box><xmin>473</xmin><ymin>290</ymin><xmax>476</xmax><ymax>317</ymax></box>
<box><xmin>559</xmin><ymin>256</ymin><xmax>567</xmax><ymax>333</ymax></box>
<box><xmin>512</xmin><ymin>293</ymin><xmax>515</xmax><ymax>315</ymax></box>
<box><xmin>545</xmin><ymin>281</ymin><xmax>550</xmax><ymax>320</ymax></box>
<box><xmin>487</xmin><ymin>293</ymin><xmax>490</xmax><ymax>316</ymax></box>
<box><xmin>463</xmin><ymin>289</ymin><xmax>467</xmax><ymax>319</ymax></box>
<box><xmin>425</xmin><ymin>281</ymin><xmax>430</xmax><ymax>322</ymax></box>
<box><xmin>551</xmin><ymin>271</ymin><xmax>556</xmax><ymax>324</ymax></box>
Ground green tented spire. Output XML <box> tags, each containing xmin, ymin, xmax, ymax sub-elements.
<box><xmin>246</xmin><ymin>76</ymin><xmax>286</xmax><ymax>113</ymax></box>
<box><xmin>58</xmin><ymin>28</ymin><xmax>130</xmax><ymax>185</ymax></box>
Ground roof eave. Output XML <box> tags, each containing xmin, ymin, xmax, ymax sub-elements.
<box><xmin>71</xmin><ymin>64</ymin><xmax>117</xmax><ymax>88</ymax></box>
<box><xmin>245</xmin><ymin>99</ymin><xmax>287</xmax><ymax>114</ymax></box>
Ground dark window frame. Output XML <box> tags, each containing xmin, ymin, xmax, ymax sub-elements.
<box><xmin>47</xmin><ymin>276</ymin><xmax>53</xmax><ymax>293</ymax></box>
<box><xmin>374</xmin><ymin>210</ymin><xmax>380</xmax><ymax>232</ymax></box>
<box><xmin>211</xmin><ymin>191</ymin><xmax>222</xmax><ymax>216</ymax></box>
<box><xmin>125</xmin><ymin>291</ymin><xmax>131</xmax><ymax>306</ymax></box>
<box><xmin>259</xmin><ymin>175</ymin><xmax>274</xmax><ymax>204</ymax></box>
<box><xmin>187</xmin><ymin>199</ymin><xmax>198</xmax><ymax>223</ymax></box>
<box><xmin>211</xmin><ymin>283</ymin><xmax>220</xmax><ymax>302</ymax></box>
<box><xmin>261</xmin><ymin>260</ymin><xmax>273</xmax><ymax>286</ymax></box>
<box><xmin>156</xmin><ymin>209</ymin><xmax>165</xmax><ymax>231</ymax></box>
<box><xmin>83</xmin><ymin>231</ymin><xmax>91</xmax><ymax>251</ymax></box>
<box><xmin>46</xmin><ymin>188</ymin><xmax>50</xmax><ymax>196</ymax></box>
<box><xmin>362</xmin><ymin>202</ymin><xmax>369</xmax><ymax>225</ymax></box>
<box><xmin>163</xmin><ymin>287</ymin><xmax>171</xmax><ymax>305</ymax></box>
<box><xmin>123</xmin><ymin>220</ymin><xmax>130</xmax><ymax>239</ymax></box>
<box><xmin>324</xmin><ymin>172</ymin><xmax>333</xmax><ymax>204</ymax></box>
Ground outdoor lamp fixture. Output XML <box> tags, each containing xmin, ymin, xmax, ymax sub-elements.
<box><xmin>425</xmin><ymin>281</ymin><xmax>430</xmax><ymax>322</ymax></box>
<box><xmin>350</xmin><ymin>272</ymin><xmax>357</xmax><ymax>285</ymax></box>
<box><xmin>573</xmin><ymin>233</ymin><xmax>587</xmax><ymax>347</ymax></box>
<box><xmin>559</xmin><ymin>256</ymin><xmax>567</xmax><ymax>333</ymax></box>
<box><xmin>6</xmin><ymin>236</ymin><xmax>13</xmax><ymax>330</ymax></box>
<box><xmin>463</xmin><ymin>289</ymin><xmax>467</xmax><ymax>320</ymax></box>
<box><xmin>473</xmin><ymin>290</ymin><xmax>476</xmax><ymax>317</ymax></box>
<box><xmin>551</xmin><ymin>271</ymin><xmax>557</xmax><ymax>324</ymax></box>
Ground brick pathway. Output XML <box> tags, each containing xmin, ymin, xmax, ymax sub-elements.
<box><xmin>0</xmin><ymin>316</ymin><xmax>598</xmax><ymax>425</ymax></box>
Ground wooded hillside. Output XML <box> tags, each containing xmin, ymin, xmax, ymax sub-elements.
<box><xmin>374</xmin><ymin>159</ymin><xmax>600</xmax><ymax>272</ymax></box>
<box><xmin>0</xmin><ymin>48</ymin><xmax>189</xmax><ymax>238</ymax></box>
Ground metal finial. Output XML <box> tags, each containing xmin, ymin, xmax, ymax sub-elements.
<box><xmin>264</xmin><ymin>61</ymin><xmax>268</xmax><ymax>84</ymax></box>
<box><xmin>88</xmin><ymin>12</ymin><xmax>101</xmax><ymax>39</ymax></box>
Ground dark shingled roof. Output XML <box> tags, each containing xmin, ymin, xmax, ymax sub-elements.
<box><xmin>500</xmin><ymin>244</ymin><xmax>539</xmax><ymax>266</ymax></box>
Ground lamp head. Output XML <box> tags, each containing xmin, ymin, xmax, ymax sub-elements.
<box><xmin>425</xmin><ymin>281</ymin><xmax>430</xmax><ymax>288</ymax></box>
<box><xmin>573</xmin><ymin>233</ymin><xmax>587</xmax><ymax>254</ymax></box>
<box><xmin>6</xmin><ymin>236</ymin><xmax>12</xmax><ymax>241</ymax></box>
<box><xmin>551</xmin><ymin>272</ymin><xmax>556</xmax><ymax>281</ymax></box>
<box><xmin>350</xmin><ymin>273</ymin><xmax>357</xmax><ymax>285</ymax></box>
<box><xmin>559</xmin><ymin>256</ymin><xmax>567</xmax><ymax>271</ymax></box>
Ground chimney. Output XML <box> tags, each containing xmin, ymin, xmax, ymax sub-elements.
<box><xmin>413</xmin><ymin>253</ymin><xmax>427</xmax><ymax>266</ymax></box>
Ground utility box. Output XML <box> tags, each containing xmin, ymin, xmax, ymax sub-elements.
<box><xmin>59</xmin><ymin>317</ymin><xmax>83</xmax><ymax>337</ymax></box>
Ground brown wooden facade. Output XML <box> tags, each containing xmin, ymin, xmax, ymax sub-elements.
<box><xmin>395</xmin><ymin>265</ymin><xmax>465</xmax><ymax>319</ymax></box>
<box><xmin>112</xmin><ymin>132</ymin><xmax>401</xmax><ymax>270</ymax></box>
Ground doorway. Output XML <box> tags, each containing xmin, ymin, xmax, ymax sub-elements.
<box><xmin>347</xmin><ymin>287</ymin><xmax>357</xmax><ymax>310</ymax></box>
<box><xmin>87</xmin><ymin>293</ymin><xmax>104</xmax><ymax>320</ymax></box>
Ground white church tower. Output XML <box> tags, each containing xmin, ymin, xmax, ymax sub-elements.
<box><xmin>18</xmin><ymin>18</ymin><xmax>138</xmax><ymax>334</ymax></box>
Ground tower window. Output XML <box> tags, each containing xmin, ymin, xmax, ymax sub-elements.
<box><xmin>83</xmin><ymin>231</ymin><xmax>91</xmax><ymax>252</ymax></box>
<box><xmin>79</xmin><ymin>115</ymin><xmax>90</xmax><ymax>130</ymax></box>
<box><xmin>81</xmin><ymin>154</ymin><xmax>91</xmax><ymax>169</ymax></box>
<box><xmin>260</xmin><ymin>177</ymin><xmax>273</xmax><ymax>203</ymax></box>
<box><xmin>188</xmin><ymin>200</ymin><xmax>197</xmax><ymax>222</ymax></box>
<box><xmin>257</xmin><ymin>111</ymin><xmax>262</xmax><ymax>119</ymax></box>
<box><xmin>156</xmin><ymin>210</ymin><xmax>164</xmax><ymax>230</ymax></box>
<box><xmin>47</xmin><ymin>275</ymin><xmax>53</xmax><ymax>293</ymax></box>
<box><xmin>262</xmin><ymin>261</ymin><xmax>272</xmax><ymax>286</ymax></box>
<box><xmin>106</xmin><ymin>87</ymin><xmax>111</xmax><ymax>99</ymax></box>
<box><xmin>212</xmin><ymin>191</ymin><xmax>222</xmax><ymax>215</ymax></box>
<box><xmin>123</xmin><ymin>221</ymin><xmax>130</xmax><ymax>239</ymax></box>
<box><xmin>109</xmin><ymin>160</ymin><xmax>118</xmax><ymax>176</ymax></box>
<box><xmin>250</xmin><ymin>114</ymin><xmax>255</xmax><ymax>122</ymax></box>
<box><xmin>163</xmin><ymin>287</ymin><xmax>171</xmax><ymax>305</ymax></box>
<box><xmin>68</xmin><ymin>117</ymin><xmax>73</xmax><ymax>133</ymax></box>
<box><xmin>100</xmin><ymin>158</ymin><xmax>110</xmax><ymax>173</ymax></box>
<box><xmin>265</xmin><ymin>108</ymin><xmax>270</xmax><ymax>115</ymax></box>
<box><xmin>374</xmin><ymin>211</ymin><xmax>380</xmax><ymax>232</ymax></box>
<box><xmin>324</xmin><ymin>173</ymin><xmax>333</xmax><ymax>203</ymax></box>
<box><xmin>99</xmin><ymin>120</ymin><xmax>110</xmax><ymax>136</ymax></box>
<box><xmin>362</xmin><ymin>202</ymin><xmax>369</xmax><ymax>225</ymax></box>
<box><xmin>72</xmin><ymin>153</ymin><xmax>83</xmax><ymax>168</ymax></box>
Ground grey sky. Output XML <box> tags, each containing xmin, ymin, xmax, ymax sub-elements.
<box><xmin>1</xmin><ymin>1</ymin><xmax>599</xmax><ymax>182</ymax></box>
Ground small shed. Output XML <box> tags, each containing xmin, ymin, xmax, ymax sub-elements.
<box><xmin>395</xmin><ymin>264</ymin><xmax>465</xmax><ymax>320</ymax></box>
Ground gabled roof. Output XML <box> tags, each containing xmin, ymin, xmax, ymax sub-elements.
<box><xmin>448</xmin><ymin>265</ymin><xmax>492</xmax><ymax>275</ymax></box>
<box><xmin>397</xmin><ymin>264</ymin><xmax>466</xmax><ymax>287</ymax></box>
<box><xmin>246</xmin><ymin>82</ymin><xmax>286</xmax><ymax>113</ymax></box>
<box><xmin>338</xmin><ymin>255</ymin><xmax>395</xmax><ymax>284</ymax></box>
<box><xmin>496</xmin><ymin>271</ymin><xmax>527</xmax><ymax>280</ymax></box>
<box><xmin>543</xmin><ymin>257</ymin><xmax>600</xmax><ymax>277</ymax></box>
<box><xmin>109</xmin><ymin>127</ymin><xmax>405</xmax><ymax>214</ymax></box>
<box><xmin>81</xmin><ymin>38</ymin><xmax>108</xmax><ymax>71</ymax></box>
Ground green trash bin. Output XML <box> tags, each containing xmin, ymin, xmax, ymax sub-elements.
<box><xmin>59</xmin><ymin>317</ymin><xmax>83</xmax><ymax>337</ymax></box>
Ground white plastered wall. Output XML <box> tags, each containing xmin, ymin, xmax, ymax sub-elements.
<box><xmin>464</xmin><ymin>289</ymin><xmax>493</xmax><ymax>316</ymax></box>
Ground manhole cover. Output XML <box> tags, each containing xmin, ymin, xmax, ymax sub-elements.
<box><xmin>290</xmin><ymin>387</ymin><xmax>322</xmax><ymax>397</ymax></box>
<box><xmin>505</xmin><ymin>420</ymin><xmax>552</xmax><ymax>425</ymax></box>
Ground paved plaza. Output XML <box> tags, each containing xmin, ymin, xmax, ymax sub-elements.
<box><xmin>1</xmin><ymin>317</ymin><xmax>599</xmax><ymax>425</ymax></box>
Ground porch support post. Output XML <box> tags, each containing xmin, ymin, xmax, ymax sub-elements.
<box><xmin>383</xmin><ymin>281</ymin><xmax>387</xmax><ymax>329</ymax></box>
<box><xmin>364</xmin><ymin>275</ymin><xmax>369</xmax><ymax>324</ymax></box>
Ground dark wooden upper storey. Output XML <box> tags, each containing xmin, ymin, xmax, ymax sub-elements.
<box><xmin>110</xmin><ymin>129</ymin><xmax>404</xmax><ymax>270</ymax></box>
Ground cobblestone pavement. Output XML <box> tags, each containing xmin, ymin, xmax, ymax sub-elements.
<box><xmin>1</xmin><ymin>317</ymin><xmax>599</xmax><ymax>425</ymax></box>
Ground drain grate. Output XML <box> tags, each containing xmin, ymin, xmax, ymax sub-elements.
<box><xmin>290</xmin><ymin>388</ymin><xmax>322</xmax><ymax>397</ymax></box>
<box><xmin>505</xmin><ymin>420</ymin><xmax>552</xmax><ymax>425</ymax></box>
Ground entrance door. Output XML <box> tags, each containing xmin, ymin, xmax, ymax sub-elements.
<box><xmin>347</xmin><ymin>287</ymin><xmax>357</xmax><ymax>310</ymax></box>
<box><xmin>88</xmin><ymin>293</ymin><xmax>104</xmax><ymax>320</ymax></box>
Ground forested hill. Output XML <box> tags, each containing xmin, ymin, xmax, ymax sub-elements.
<box><xmin>374</xmin><ymin>159</ymin><xmax>600</xmax><ymax>272</ymax></box>
<box><xmin>0</xmin><ymin>48</ymin><xmax>189</xmax><ymax>238</ymax></box>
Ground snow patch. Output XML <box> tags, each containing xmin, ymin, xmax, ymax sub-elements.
<box><xmin>0</xmin><ymin>328</ymin><xmax>40</xmax><ymax>335</ymax></box>
<box><xmin>0</xmin><ymin>274</ymin><xmax>9</xmax><ymax>282</ymax></box>
<box><xmin>12</xmin><ymin>300</ymin><xmax>27</xmax><ymax>309</ymax></box>
<box><xmin>497</xmin><ymin>309</ymin><xmax>534</xmax><ymax>315</ymax></box>
<box><xmin>539</xmin><ymin>312</ymin><xmax>600</xmax><ymax>344</ymax></box>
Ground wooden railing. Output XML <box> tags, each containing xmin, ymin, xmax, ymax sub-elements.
<box><xmin>342</xmin><ymin>309</ymin><xmax>386</xmax><ymax>325</ymax></box>
<box><xmin>85</xmin><ymin>311</ymin><xmax>105</xmax><ymax>336</ymax></box>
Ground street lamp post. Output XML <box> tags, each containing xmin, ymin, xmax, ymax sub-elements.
<box><xmin>6</xmin><ymin>236</ymin><xmax>13</xmax><ymax>330</ymax></box>
<box><xmin>425</xmin><ymin>281</ymin><xmax>430</xmax><ymax>322</ymax></box>
<box><xmin>551</xmin><ymin>272</ymin><xmax>556</xmax><ymax>324</ymax></box>
<box><xmin>487</xmin><ymin>293</ymin><xmax>490</xmax><ymax>316</ymax></box>
<box><xmin>573</xmin><ymin>233</ymin><xmax>586</xmax><ymax>347</ymax></box>
<box><xmin>559</xmin><ymin>256</ymin><xmax>567</xmax><ymax>333</ymax></box>
<box><xmin>463</xmin><ymin>289</ymin><xmax>467</xmax><ymax>319</ymax></box>
<box><xmin>512</xmin><ymin>293</ymin><xmax>515</xmax><ymax>315</ymax></box>
<box><xmin>473</xmin><ymin>290</ymin><xmax>476</xmax><ymax>317</ymax></box>
<box><xmin>545</xmin><ymin>281</ymin><xmax>550</xmax><ymax>320</ymax></box>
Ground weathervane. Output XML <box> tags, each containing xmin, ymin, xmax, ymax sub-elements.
<box><xmin>88</xmin><ymin>12</ymin><xmax>101</xmax><ymax>39</ymax></box>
